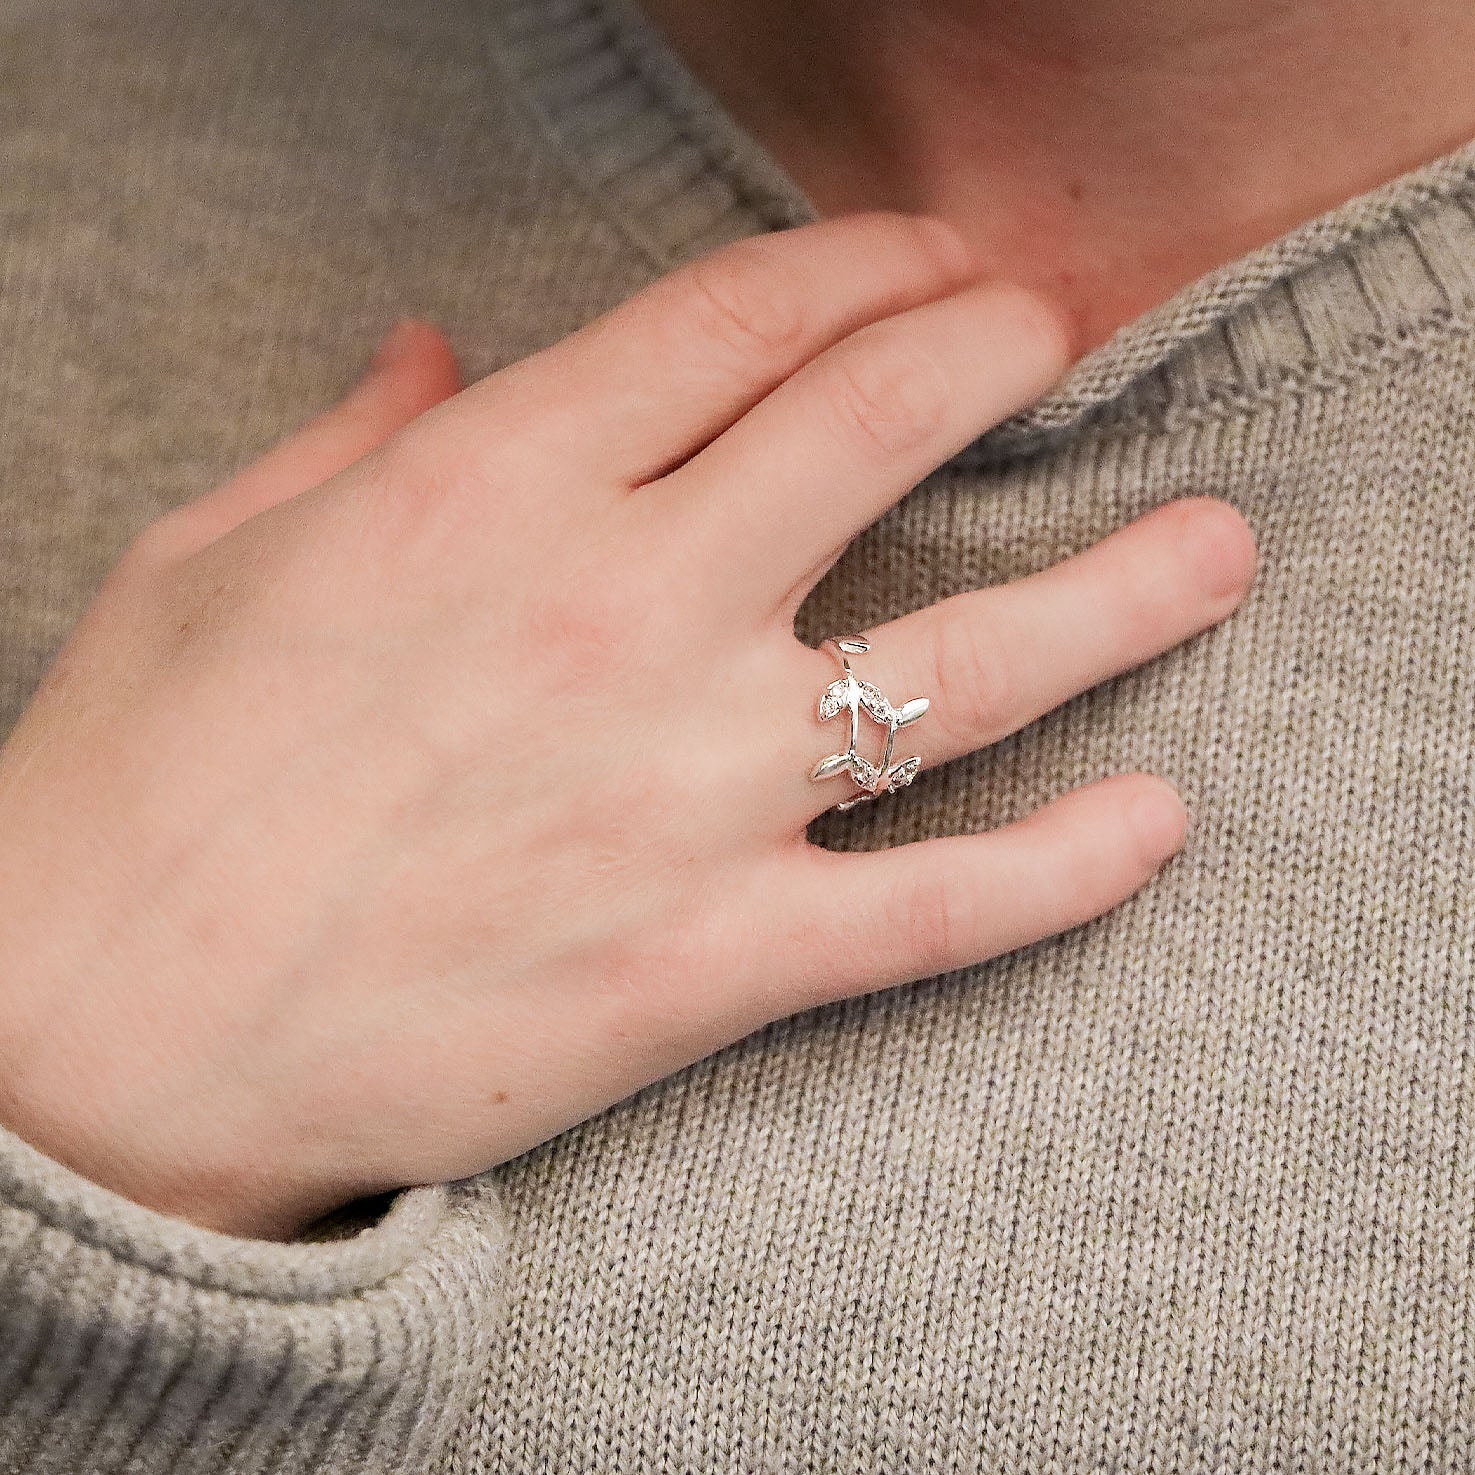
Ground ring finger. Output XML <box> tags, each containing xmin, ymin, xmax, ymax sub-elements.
<box><xmin>771</xmin><ymin>496</ymin><xmax>1257</xmax><ymax>828</ymax></box>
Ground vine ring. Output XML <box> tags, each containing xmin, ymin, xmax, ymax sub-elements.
<box><xmin>808</xmin><ymin>634</ymin><xmax>931</xmax><ymax>813</ymax></box>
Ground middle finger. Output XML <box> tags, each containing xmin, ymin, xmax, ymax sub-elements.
<box><xmin>649</xmin><ymin>279</ymin><xmax>1074</xmax><ymax>614</ymax></box>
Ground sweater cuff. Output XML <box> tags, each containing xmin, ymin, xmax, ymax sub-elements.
<box><xmin>0</xmin><ymin>1122</ymin><xmax>507</xmax><ymax>1471</ymax></box>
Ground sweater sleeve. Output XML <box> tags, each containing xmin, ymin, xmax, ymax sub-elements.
<box><xmin>0</xmin><ymin>1123</ymin><xmax>508</xmax><ymax>1473</ymax></box>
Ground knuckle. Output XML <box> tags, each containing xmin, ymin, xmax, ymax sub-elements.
<box><xmin>683</xmin><ymin>240</ymin><xmax>807</xmax><ymax>357</ymax></box>
<box><xmin>826</xmin><ymin>339</ymin><xmax>951</xmax><ymax>458</ymax></box>
<box><xmin>929</xmin><ymin>601</ymin><xmax>1020</xmax><ymax>749</ymax></box>
<box><xmin>113</xmin><ymin>513</ymin><xmax>190</xmax><ymax>578</ymax></box>
<box><xmin>520</xmin><ymin>571</ymin><xmax>654</xmax><ymax>692</ymax></box>
<box><xmin>354</xmin><ymin>420</ymin><xmax>529</xmax><ymax>560</ymax></box>
<box><xmin>526</xmin><ymin>588</ymin><xmax>624</xmax><ymax>680</ymax></box>
<box><xmin>376</xmin><ymin>412</ymin><xmax>484</xmax><ymax>498</ymax></box>
<box><xmin>374</xmin><ymin>426</ymin><xmax>469</xmax><ymax>518</ymax></box>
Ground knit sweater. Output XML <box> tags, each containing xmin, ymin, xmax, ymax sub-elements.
<box><xmin>1</xmin><ymin>0</ymin><xmax>1473</xmax><ymax>1470</ymax></box>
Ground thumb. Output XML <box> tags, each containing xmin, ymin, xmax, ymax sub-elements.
<box><xmin>159</xmin><ymin>318</ymin><xmax>462</xmax><ymax>557</ymax></box>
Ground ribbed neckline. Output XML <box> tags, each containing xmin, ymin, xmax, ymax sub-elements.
<box><xmin>0</xmin><ymin>1120</ymin><xmax>451</xmax><ymax>1301</ymax></box>
<box><xmin>482</xmin><ymin>0</ymin><xmax>1475</xmax><ymax>463</ymax></box>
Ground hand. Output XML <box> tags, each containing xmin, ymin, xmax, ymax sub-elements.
<box><xmin>0</xmin><ymin>213</ymin><xmax>1256</xmax><ymax>1240</ymax></box>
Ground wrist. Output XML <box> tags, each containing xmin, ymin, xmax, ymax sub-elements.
<box><xmin>0</xmin><ymin>930</ymin><xmax>325</xmax><ymax>1243</ymax></box>
<box><xmin>0</xmin><ymin>807</ymin><xmax>346</xmax><ymax>1240</ymax></box>
<box><xmin>0</xmin><ymin>1047</ymin><xmax>331</xmax><ymax>1241</ymax></box>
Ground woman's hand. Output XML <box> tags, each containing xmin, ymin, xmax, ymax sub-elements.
<box><xmin>0</xmin><ymin>213</ymin><xmax>1256</xmax><ymax>1240</ymax></box>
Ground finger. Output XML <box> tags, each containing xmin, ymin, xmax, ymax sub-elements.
<box><xmin>753</xmin><ymin>773</ymin><xmax>1187</xmax><ymax>1014</ymax></box>
<box><xmin>455</xmin><ymin>212</ymin><xmax>978</xmax><ymax>487</ymax></box>
<box><xmin>782</xmin><ymin>498</ymin><xmax>1256</xmax><ymax>824</ymax></box>
<box><xmin>650</xmin><ymin>279</ymin><xmax>1074</xmax><ymax>613</ymax></box>
<box><xmin>152</xmin><ymin>319</ymin><xmax>461</xmax><ymax>558</ymax></box>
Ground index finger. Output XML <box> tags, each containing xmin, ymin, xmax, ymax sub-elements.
<box><xmin>455</xmin><ymin>212</ymin><xmax>979</xmax><ymax>486</ymax></box>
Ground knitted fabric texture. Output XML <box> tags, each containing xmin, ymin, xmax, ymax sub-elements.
<box><xmin>0</xmin><ymin>0</ymin><xmax>1472</xmax><ymax>1470</ymax></box>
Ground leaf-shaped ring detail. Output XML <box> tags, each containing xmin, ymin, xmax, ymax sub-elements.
<box><xmin>808</xmin><ymin>633</ymin><xmax>930</xmax><ymax>812</ymax></box>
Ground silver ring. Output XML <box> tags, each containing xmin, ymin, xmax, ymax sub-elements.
<box><xmin>808</xmin><ymin>634</ymin><xmax>931</xmax><ymax>813</ymax></box>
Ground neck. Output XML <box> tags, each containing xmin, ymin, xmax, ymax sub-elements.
<box><xmin>637</xmin><ymin>0</ymin><xmax>1475</xmax><ymax>349</ymax></box>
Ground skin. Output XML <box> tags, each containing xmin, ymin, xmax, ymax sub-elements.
<box><xmin>0</xmin><ymin>214</ymin><xmax>1258</xmax><ymax>1240</ymax></box>
<box><xmin>14</xmin><ymin>0</ymin><xmax>1466</xmax><ymax>1250</ymax></box>
<box><xmin>637</xmin><ymin>0</ymin><xmax>1475</xmax><ymax>349</ymax></box>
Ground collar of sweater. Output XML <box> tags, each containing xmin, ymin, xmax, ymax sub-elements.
<box><xmin>483</xmin><ymin>0</ymin><xmax>1475</xmax><ymax>466</ymax></box>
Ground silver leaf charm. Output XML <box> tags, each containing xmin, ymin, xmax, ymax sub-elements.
<box><xmin>885</xmin><ymin>755</ymin><xmax>922</xmax><ymax>791</ymax></box>
<box><xmin>818</xmin><ymin>678</ymin><xmax>852</xmax><ymax>722</ymax></box>
<box><xmin>857</xmin><ymin>682</ymin><xmax>894</xmax><ymax>724</ymax></box>
<box><xmin>810</xmin><ymin>751</ymin><xmax>854</xmax><ymax>782</ymax></box>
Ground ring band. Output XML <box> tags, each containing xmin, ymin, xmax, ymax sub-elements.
<box><xmin>809</xmin><ymin>634</ymin><xmax>931</xmax><ymax>813</ymax></box>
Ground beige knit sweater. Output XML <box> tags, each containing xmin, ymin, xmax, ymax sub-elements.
<box><xmin>1</xmin><ymin>1</ymin><xmax>1473</xmax><ymax>1470</ymax></box>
